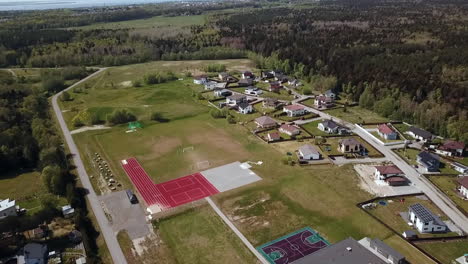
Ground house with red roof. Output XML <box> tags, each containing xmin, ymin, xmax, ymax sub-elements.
<box><xmin>377</xmin><ymin>124</ymin><xmax>398</xmax><ymax>140</ymax></box>
<box><xmin>458</xmin><ymin>177</ymin><xmax>468</xmax><ymax>199</ymax></box>
<box><xmin>283</xmin><ymin>104</ymin><xmax>306</xmax><ymax>117</ymax></box>
<box><xmin>435</xmin><ymin>140</ymin><xmax>465</xmax><ymax>157</ymax></box>
<box><xmin>269</xmin><ymin>81</ymin><xmax>282</xmax><ymax>92</ymax></box>
<box><xmin>241</xmin><ymin>71</ymin><xmax>254</xmax><ymax>79</ymax></box>
<box><xmin>267</xmin><ymin>132</ymin><xmax>281</xmax><ymax>142</ymax></box>
<box><xmin>374</xmin><ymin>165</ymin><xmax>407</xmax><ymax>186</ymax></box>
<box><xmin>279</xmin><ymin>124</ymin><xmax>301</xmax><ymax>136</ymax></box>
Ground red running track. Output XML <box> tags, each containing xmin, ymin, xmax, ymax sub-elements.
<box><xmin>121</xmin><ymin>158</ymin><xmax>219</xmax><ymax>210</ymax></box>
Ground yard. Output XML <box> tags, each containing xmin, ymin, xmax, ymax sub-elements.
<box><xmin>156</xmin><ymin>206</ymin><xmax>256</xmax><ymax>264</ymax></box>
<box><xmin>416</xmin><ymin>240</ymin><xmax>468</xmax><ymax>264</ymax></box>
<box><xmin>63</xmin><ymin>60</ymin><xmax>435</xmax><ymax>264</ymax></box>
<box><xmin>394</xmin><ymin>148</ymin><xmax>459</xmax><ymax>174</ymax></box>
<box><xmin>370</xmin><ymin>131</ymin><xmax>404</xmax><ymax>143</ymax></box>
<box><xmin>426</xmin><ymin>175</ymin><xmax>468</xmax><ymax>216</ymax></box>
<box><xmin>317</xmin><ymin>136</ymin><xmax>383</xmax><ymax>158</ymax></box>
<box><xmin>366</xmin><ymin>195</ymin><xmax>458</xmax><ymax>238</ymax></box>
<box><xmin>300</xmin><ymin>119</ymin><xmax>334</xmax><ymax>137</ymax></box>
<box><xmin>270</xmin><ymin>109</ymin><xmax>319</xmax><ymax>122</ymax></box>
<box><xmin>325</xmin><ymin>106</ymin><xmax>389</xmax><ymax>124</ymax></box>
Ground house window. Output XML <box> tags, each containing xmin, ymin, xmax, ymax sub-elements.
<box><xmin>424</xmin><ymin>223</ymin><xmax>429</xmax><ymax>225</ymax></box>
<box><xmin>424</xmin><ymin>227</ymin><xmax>428</xmax><ymax>231</ymax></box>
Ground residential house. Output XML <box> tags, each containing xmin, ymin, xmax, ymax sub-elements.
<box><xmin>436</xmin><ymin>141</ymin><xmax>465</xmax><ymax>157</ymax></box>
<box><xmin>378</xmin><ymin>124</ymin><xmax>398</xmax><ymax>140</ymax></box>
<box><xmin>318</xmin><ymin>120</ymin><xmax>349</xmax><ymax>135</ymax></box>
<box><xmin>76</xmin><ymin>257</ymin><xmax>87</xmax><ymax>264</ymax></box>
<box><xmin>205</xmin><ymin>81</ymin><xmax>226</xmax><ymax>90</ymax></box>
<box><xmin>274</xmin><ymin>74</ymin><xmax>289</xmax><ymax>83</ymax></box>
<box><xmin>417</xmin><ymin>152</ymin><xmax>440</xmax><ymax>172</ymax></box>
<box><xmin>314</xmin><ymin>95</ymin><xmax>334</xmax><ymax>109</ymax></box>
<box><xmin>293</xmin><ymin>237</ymin><xmax>405</xmax><ymax>264</ymax></box>
<box><xmin>287</xmin><ymin>79</ymin><xmax>301</xmax><ymax>87</ymax></box>
<box><xmin>269</xmin><ymin>81</ymin><xmax>282</xmax><ymax>92</ymax></box>
<box><xmin>374</xmin><ymin>165</ymin><xmax>407</xmax><ymax>186</ymax></box>
<box><xmin>0</xmin><ymin>199</ymin><xmax>16</xmax><ymax>219</ymax></box>
<box><xmin>324</xmin><ymin>89</ymin><xmax>336</xmax><ymax>99</ymax></box>
<box><xmin>237</xmin><ymin>102</ymin><xmax>253</xmax><ymax>114</ymax></box>
<box><xmin>338</xmin><ymin>138</ymin><xmax>364</xmax><ymax>153</ymax></box>
<box><xmin>452</xmin><ymin>162</ymin><xmax>468</xmax><ymax>175</ymax></box>
<box><xmin>455</xmin><ymin>254</ymin><xmax>468</xmax><ymax>264</ymax></box>
<box><xmin>298</xmin><ymin>144</ymin><xmax>322</xmax><ymax>160</ymax></box>
<box><xmin>241</xmin><ymin>71</ymin><xmax>254</xmax><ymax>79</ymax></box>
<box><xmin>458</xmin><ymin>177</ymin><xmax>468</xmax><ymax>199</ymax></box>
<box><xmin>17</xmin><ymin>243</ymin><xmax>48</xmax><ymax>264</ymax></box>
<box><xmin>261</xmin><ymin>71</ymin><xmax>274</xmax><ymax>79</ymax></box>
<box><xmin>269</xmin><ymin>69</ymin><xmax>283</xmax><ymax>77</ymax></box>
<box><xmin>62</xmin><ymin>205</ymin><xmax>75</xmax><ymax>219</ymax></box>
<box><xmin>255</xmin><ymin>116</ymin><xmax>277</xmax><ymax>129</ymax></box>
<box><xmin>283</xmin><ymin>104</ymin><xmax>306</xmax><ymax>117</ymax></box>
<box><xmin>267</xmin><ymin>132</ymin><xmax>280</xmax><ymax>142</ymax></box>
<box><xmin>262</xmin><ymin>98</ymin><xmax>282</xmax><ymax>109</ymax></box>
<box><xmin>408</xmin><ymin>203</ymin><xmax>447</xmax><ymax>233</ymax></box>
<box><xmin>238</xmin><ymin>78</ymin><xmax>253</xmax><ymax>87</ymax></box>
<box><xmin>214</xmin><ymin>89</ymin><xmax>232</xmax><ymax>97</ymax></box>
<box><xmin>226</xmin><ymin>94</ymin><xmax>247</xmax><ymax>105</ymax></box>
<box><xmin>407</xmin><ymin>126</ymin><xmax>433</xmax><ymax>142</ymax></box>
<box><xmin>244</xmin><ymin>86</ymin><xmax>263</xmax><ymax>96</ymax></box>
<box><xmin>218</xmin><ymin>72</ymin><xmax>229</xmax><ymax>81</ymax></box>
<box><xmin>279</xmin><ymin>124</ymin><xmax>301</xmax><ymax>136</ymax></box>
<box><xmin>193</xmin><ymin>75</ymin><xmax>208</xmax><ymax>84</ymax></box>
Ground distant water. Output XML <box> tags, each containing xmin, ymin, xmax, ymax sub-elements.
<box><xmin>0</xmin><ymin>0</ymin><xmax>173</xmax><ymax>11</ymax></box>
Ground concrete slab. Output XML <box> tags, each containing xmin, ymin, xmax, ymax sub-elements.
<box><xmin>99</xmin><ymin>190</ymin><xmax>150</xmax><ymax>239</ymax></box>
<box><xmin>201</xmin><ymin>161</ymin><xmax>262</xmax><ymax>192</ymax></box>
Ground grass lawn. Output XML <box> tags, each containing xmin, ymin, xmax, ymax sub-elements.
<box><xmin>317</xmin><ymin>136</ymin><xmax>383</xmax><ymax>157</ymax></box>
<box><xmin>71</xmin><ymin>15</ymin><xmax>206</xmax><ymax>30</ymax></box>
<box><xmin>394</xmin><ymin>148</ymin><xmax>420</xmax><ymax>165</ymax></box>
<box><xmin>230</xmin><ymin>110</ymin><xmax>262</xmax><ymax>123</ymax></box>
<box><xmin>157</xmin><ymin>206</ymin><xmax>255</xmax><ymax>264</ymax></box>
<box><xmin>299</xmin><ymin>98</ymin><xmax>315</xmax><ymax>108</ymax></box>
<box><xmin>64</xmin><ymin>59</ymin><xmax>435</xmax><ymax>264</ymax></box>
<box><xmin>270</xmin><ymin>110</ymin><xmax>318</xmax><ymax>122</ymax></box>
<box><xmin>417</xmin><ymin>240</ymin><xmax>468</xmax><ymax>264</ymax></box>
<box><xmin>252</xmin><ymin>102</ymin><xmax>277</xmax><ymax>115</ymax></box>
<box><xmin>300</xmin><ymin>119</ymin><xmax>333</xmax><ymax>137</ymax></box>
<box><xmin>370</xmin><ymin>131</ymin><xmax>403</xmax><ymax>143</ymax></box>
<box><xmin>452</xmin><ymin>157</ymin><xmax>468</xmax><ymax>166</ymax></box>
<box><xmin>427</xmin><ymin>175</ymin><xmax>468</xmax><ymax>216</ymax></box>
<box><xmin>366</xmin><ymin>195</ymin><xmax>458</xmax><ymax>238</ymax></box>
<box><xmin>393</xmin><ymin>123</ymin><xmax>411</xmax><ymax>134</ymax></box>
<box><xmin>325</xmin><ymin>106</ymin><xmax>389</xmax><ymax>124</ymax></box>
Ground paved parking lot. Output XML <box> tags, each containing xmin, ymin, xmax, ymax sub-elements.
<box><xmin>99</xmin><ymin>190</ymin><xmax>150</xmax><ymax>239</ymax></box>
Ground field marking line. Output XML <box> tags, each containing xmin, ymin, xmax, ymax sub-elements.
<box><xmin>205</xmin><ymin>197</ymin><xmax>270</xmax><ymax>264</ymax></box>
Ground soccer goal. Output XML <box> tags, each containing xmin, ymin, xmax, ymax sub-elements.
<box><xmin>182</xmin><ymin>146</ymin><xmax>194</xmax><ymax>153</ymax></box>
<box><xmin>197</xmin><ymin>160</ymin><xmax>210</xmax><ymax>169</ymax></box>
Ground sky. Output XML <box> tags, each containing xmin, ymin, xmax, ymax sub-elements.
<box><xmin>0</xmin><ymin>0</ymin><xmax>172</xmax><ymax>11</ymax></box>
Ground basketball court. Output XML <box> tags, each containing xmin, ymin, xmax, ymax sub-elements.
<box><xmin>257</xmin><ymin>227</ymin><xmax>330</xmax><ymax>264</ymax></box>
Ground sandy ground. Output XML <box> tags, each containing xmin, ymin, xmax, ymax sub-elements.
<box><xmin>70</xmin><ymin>125</ymin><xmax>111</xmax><ymax>134</ymax></box>
<box><xmin>353</xmin><ymin>164</ymin><xmax>421</xmax><ymax>196</ymax></box>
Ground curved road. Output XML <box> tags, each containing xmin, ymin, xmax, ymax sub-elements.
<box><xmin>52</xmin><ymin>68</ymin><xmax>127</xmax><ymax>264</ymax></box>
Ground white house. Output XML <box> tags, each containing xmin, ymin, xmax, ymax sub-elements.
<box><xmin>318</xmin><ymin>120</ymin><xmax>349</xmax><ymax>135</ymax></box>
<box><xmin>408</xmin><ymin>203</ymin><xmax>447</xmax><ymax>233</ymax></box>
<box><xmin>237</xmin><ymin>102</ymin><xmax>253</xmax><ymax>114</ymax></box>
<box><xmin>407</xmin><ymin>126</ymin><xmax>433</xmax><ymax>142</ymax></box>
<box><xmin>324</xmin><ymin>89</ymin><xmax>336</xmax><ymax>99</ymax></box>
<box><xmin>283</xmin><ymin>104</ymin><xmax>306</xmax><ymax>117</ymax></box>
<box><xmin>0</xmin><ymin>199</ymin><xmax>17</xmax><ymax>219</ymax></box>
<box><xmin>255</xmin><ymin>116</ymin><xmax>277</xmax><ymax>129</ymax></box>
<box><xmin>374</xmin><ymin>165</ymin><xmax>407</xmax><ymax>186</ymax></box>
<box><xmin>436</xmin><ymin>141</ymin><xmax>465</xmax><ymax>157</ymax></box>
<box><xmin>298</xmin><ymin>144</ymin><xmax>321</xmax><ymax>160</ymax></box>
<box><xmin>205</xmin><ymin>81</ymin><xmax>226</xmax><ymax>90</ymax></box>
<box><xmin>452</xmin><ymin>162</ymin><xmax>468</xmax><ymax>175</ymax></box>
<box><xmin>214</xmin><ymin>89</ymin><xmax>232</xmax><ymax>97</ymax></box>
<box><xmin>279</xmin><ymin>124</ymin><xmax>301</xmax><ymax>136</ymax></box>
<box><xmin>458</xmin><ymin>177</ymin><xmax>468</xmax><ymax>199</ymax></box>
<box><xmin>377</xmin><ymin>124</ymin><xmax>398</xmax><ymax>140</ymax></box>
<box><xmin>193</xmin><ymin>75</ymin><xmax>208</xmax><ymax>84</ymax></box>
<box><xmin>244</xmin><ymin>86</ymin><xmax>263</xmax><ymax>96</ymax></box>
<box><xmin>226</xmin><ymin>94</ymin><xmax>247</xmax><ymax>105</ymax></box>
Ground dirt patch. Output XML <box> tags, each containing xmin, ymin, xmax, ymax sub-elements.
<box><xmin>143</xmin><ymin>137</ymin><xmax>183</xmax><ymax>161</ymax></box>
<box><xmin>49</xmin><ymin>218</ymin><xmax>75</xmax><ymax>237</ymax></box>
<box><xmin>187</xmin><ymin>128</ymin><xmax>248</xmax><ymax>158</ymax></box>
<box><xmin>120</xmin><ymin>81</ymin><xmax>132</xmax><ymax>87</ymax></box>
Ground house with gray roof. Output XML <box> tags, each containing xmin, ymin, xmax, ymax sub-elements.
<box><xmin>338</xmin><ymin>138</ymin><xmax>364</xmax><ymax>153</ymax></box>
<box><xmin>318</xmin><ymin>120</ymin><xmax>349</xmax><ymax>135</ymax></box>
<box><xmin>17</xmin><ymin>243</ymin><xmax>48</xmax><ymax>264</ymax></box>
<box><xmin>408</xmin><ymin>203</ymin><xmax>447</xmax><ymax>233</ymax></box>
<box><xmin>407</xmin><ymin>126</ymin><xmax>433</xmax><ymax>142</ymax></box>
<box><xmin>292</xmin><ymin>237</ymin><xmax>405</xmax><ymax>264</ymax></box>
<box><xmin>298</xmin><ymin>144</ymin><xmax>322</xmax><ymax>160</ymax></box>
<box><xmin>417</xmin><ymin>151</ymin><xmax>440</xmax><ymax>172</ymax></box>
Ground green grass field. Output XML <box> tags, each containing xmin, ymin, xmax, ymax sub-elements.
<box><xmin>427</xmin><ymin>175</ymin><xmax>468</xmax><ymax>216</ymax></box>
<box><xmin>157</xmin><ymin>206</ymin><xmax>255</xmax><ymax>264</ymax></box>
<box><xmin>300</xmin><ymin>119</ymin><xmax>332</xmax><ymax>137</ymax></box>
<box><xmin>417</xmin><ymin>240</ymin><xmax>468</xmax><ymax>264</ymax></box>
<box><xmin>63</xmin><ymin>60</ymin><xmax>435</xmax><ymax>264</ymax></box>
<box><xmin>71</xmin><ymin>15</ymin><xmax>206</xmax><ymax>30</ymax></box>
<box><xmin>325</xmin><ymin>106</ymin><xmax>389</xmax><ymax>124</ymax></box>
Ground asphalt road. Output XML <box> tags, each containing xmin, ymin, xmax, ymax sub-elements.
<box><xmin>296</xmin><ymin>98</ymin><xmax>468</xmax><ymax>233</ymax></box>
<box><xmin>52</xmin><ymin>68</ymin><xmax>128</xmax><ymax>264</ymax></box>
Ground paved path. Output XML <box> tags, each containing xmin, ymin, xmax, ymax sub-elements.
<box><xmin>205</xmin><ymin>197</ymin><xmax>269</xmax><ymax>264</ymax></box>
<box><xmin>52</xmin><ymin>68</ymin><xmax>128</xmax><ymax>264</ymax></box>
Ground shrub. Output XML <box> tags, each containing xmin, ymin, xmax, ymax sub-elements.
<box><xmin>151</xmin><ymin>112</ymin><xmax>169</xmax><ymax>122</ymax></box>
<box><xmin>227</xmin><ymin>115</ymin><xmax>236</xmax><ymax>124</ymax></box>
<box><xmin>60</xmin><ymin>91</ymin><xmax>71</xmax><ymax>101</ymax></box>
<box><xmin>132</xmin><ymin>80</ymin><xmax>142</xmax><ymax>87</ymax></box>
<box><xmin>303</xmin><ymin>88</ymin><xmax>312</xmax><ymax>95</ymax></box>
<box><xmin>204</xmin><ymin>64</ymin><xmax>226</xmax><ymax>72</ymax></box>
<box><xmin>106</xmin><ymin>109</ymin><xmax>136</xmax><ymax>125</ymax></box>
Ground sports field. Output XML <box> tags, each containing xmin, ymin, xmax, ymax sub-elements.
<box><xmin>64</xmin><ymin>60</ymin><xmax>437</xmax><ymax>264</ymax></box>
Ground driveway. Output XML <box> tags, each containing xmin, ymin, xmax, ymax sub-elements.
<box><xmin>52</xmin><ymin>68</ymin><xmax>128</xmax><ymax>264</ymax></box>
